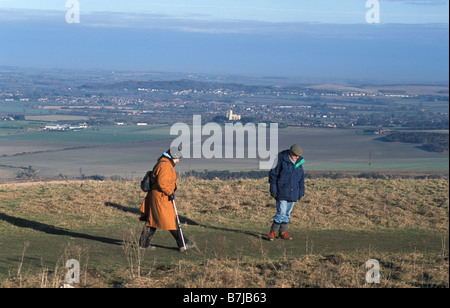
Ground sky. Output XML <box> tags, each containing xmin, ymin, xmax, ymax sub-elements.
<box><xmin>0</xmin><ymin>0</ymin><xmax>448</xmax><ymax>83</ymax></box>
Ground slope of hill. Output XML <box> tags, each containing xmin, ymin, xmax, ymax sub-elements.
<box><xmin>0</xmin><ymin>177</ymin><xmax>448</xmax><ymax>288</ymax></box>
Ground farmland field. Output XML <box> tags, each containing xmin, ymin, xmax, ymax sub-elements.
<box><xmin>0</xmin><ymin>101</ymin><xmax>51</xmax><ymax>115</ymax></box>
<box><xmin>0</xmin><ymin>124</ymin><xmax>171</xmax><ymax>145</ymax></box>
<box><xmin>0</xmin><ymin>124</ymin><xmax>448</xmax><ymax>180</ymax></box>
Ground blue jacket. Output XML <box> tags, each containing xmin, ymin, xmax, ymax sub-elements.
<box><xmin>269</xmin><ymin>150</ymin><xmax>305</xmax><ymax>202</ymax></box>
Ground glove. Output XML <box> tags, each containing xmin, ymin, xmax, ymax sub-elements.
<box><xmin>168</xmin><ymin>193</ymin><xmax>175</xmax><ymax>201</ymax></box>
<box><xmin>270</xmin><ymin>190</ymin><xmax>277</xmax><ymax>199</ymax></box>
<box><xmin>138</xmin><ymin>212</ymin><xmax>148</xmax><ymax>222</ymax></box>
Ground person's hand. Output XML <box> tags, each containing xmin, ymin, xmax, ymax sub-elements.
<box><xmin>270</xmin><ymin>190</ymin><xmax>277</xmax><ymax>199</ymax></box>
<box><xmin>168</xmin><ymin>194</ymin><xmax>175</xmax><ymax>201</ymax></box>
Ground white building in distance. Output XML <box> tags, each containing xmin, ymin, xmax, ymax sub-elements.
<box><xmin>226</xmin><ymin>109</ymin><xmax>241</xmax><ymax>121</ymax></box>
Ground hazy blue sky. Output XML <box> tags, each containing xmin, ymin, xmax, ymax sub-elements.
<box><xmin>0</xmin><ymin>0</ymin><xmax>448</xmax><ymax>24</ymax></box>
<box><xmin>0</xmin><ymin>0</ymin><xmax>448</xmax><ymax>83</ymax></box>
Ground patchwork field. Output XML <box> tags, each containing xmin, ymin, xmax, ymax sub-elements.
<box><xmin>0</xmin><ymin>124</ymin><xmax>448</xmax><ymax>180</ymax></box>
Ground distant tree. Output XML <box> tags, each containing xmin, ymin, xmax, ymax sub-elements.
<box><xmin>212</xmin><ymin>115</ymin><xmax>228</xmax><ymax>123</ymax></box>
<box><xmin>16</xmin><ymin>166</ymin><xmax>38</xmax><ymax>179</ymax></box>
<box><xmin>384</xmin><ymin>132</ymin><xmax>449</xmax><ymax>153</ymax></box>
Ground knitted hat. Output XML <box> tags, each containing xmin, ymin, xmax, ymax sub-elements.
<box><xmin>168</xmin><ymin>146</ymin><xmax>182</xmax><ymax>159</ymax></box>
<box><xmin>289</xmin><ymin>144</ymin><xmax>303</xmax><ymax>156</ymax></box>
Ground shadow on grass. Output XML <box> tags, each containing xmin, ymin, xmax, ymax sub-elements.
<box><xmin>104</xmin><ymin>201</ymin><xmax>265</xmax><ymax>239</ymax></box>
<box><xmin>0</xmin><ymin>212</ymin><xmax>122</xmax><ymax>246</ymax></box>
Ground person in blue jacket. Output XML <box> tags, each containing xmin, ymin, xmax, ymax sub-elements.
<box><xmin>268</xmin><ymin>144</ymin><xmax>305</xmax><ymax>241</ymax></box>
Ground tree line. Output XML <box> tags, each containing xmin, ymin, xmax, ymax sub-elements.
<box><xmin>383</xmin><ymin>132</ymin><xmax>449</xmax><ymax>153</ymax></box>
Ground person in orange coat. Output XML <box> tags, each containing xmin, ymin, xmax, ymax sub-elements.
<box><xmin>138</xmin><ymin>147</ymin><xmax>195</xmax><ymax>251</ymax></box>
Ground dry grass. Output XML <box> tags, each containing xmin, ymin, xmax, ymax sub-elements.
<box><xmin>0</xmin><ymin>177</ymin><xmax>448</xmax><ymax>288</ymax></box>
<box><xmin>1</xmin><ymin>177</ymin><xmax>447</xmax><ymax>232</ymax></box>
<box><xmin>0</xmin><ymin>180</ymin><xmax>144</xmax><ymax>228</ymax></box>
<box><xmin>121</xmin><ymin>252</ymin><xmax>449</xmax><ymax>288</ymax></box>
<box><xmin>0</xmin><ymin>241</ymin><xmax>108</xmax><ymax>288</ymax></box>
<box><xmin>176</xmin><ymin>177</ymin><xmax>449</xmax><ymax>232</ymax></box>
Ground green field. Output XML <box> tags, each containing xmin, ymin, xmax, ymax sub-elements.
<box><xmin>0</xmin><ymin>124</ymin><xmax>171</xmax><ymax>144</ymax></box>
<box><xmin>0</xmin><ymin>121</ymin><xmax>46</xmax><ymax>136</ymax></box>
<box><xmin>0</xmin><ymin>101</ymin><xmax>50</xmax><ymax>115</ymax></box>
<box><xmin>0</xmin><ymin>123</ymin><xmax>448</xmax><ymax>180</ymax></box>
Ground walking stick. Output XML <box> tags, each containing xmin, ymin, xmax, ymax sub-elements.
<box><xmin>172</xmin><ymin>199</ymin><xmax>187</xmax><ymax>251</ymax></box>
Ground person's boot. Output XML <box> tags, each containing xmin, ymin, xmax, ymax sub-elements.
<box><xmin>179</xmin><ymin>241</ymin><xmax>196</xmax><ymax>252</ymax></box>
<box><xmin>268</xmin><ymin>222</ymin><xmax>281</xmax><ymax>241</ymax></box>
<box><xmin>279</xmin><ymin>232</ymin><xmax>293</xmax><ymax>240</ymax></box>
<box><xmin>139</xmin><ymin>225</ymin><xmax>157</xmax><ymax>250</ymax></box>
<box><xmin>279</xmin><ymin>223</ymin><xmax>292</xmax><ymax>240</ymax></box>
<box><xmin>170</xmin><ymin>229</ymin><xmax>196</xmax><ymax>252</ymax></box>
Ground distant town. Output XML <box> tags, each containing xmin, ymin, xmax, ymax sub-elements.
<box><xmin>1</xmin><ymin>67</ymin><xmax>448</xmax><ymax>134</ymax></box>
<box><xmin>0</xmin><ymin>67</ymin><xmax>448</xmax><ymax>181</ymax></box>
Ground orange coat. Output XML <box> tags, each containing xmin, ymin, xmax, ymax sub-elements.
<box><xmin>139</xmin><ymin>157</ymin><xmax>177</xmax><ymax>230</ymax></box>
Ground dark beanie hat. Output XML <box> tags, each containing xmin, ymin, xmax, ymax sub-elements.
<box><xmin>290</xmin><ymin>144</ymin><xmax>303</xmax><ymax>156</ymax></box>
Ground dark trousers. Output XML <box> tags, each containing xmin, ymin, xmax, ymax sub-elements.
<box><xmin>139</xmin><ymin>225</ymin><xmax>186</xmax><ymax>248</ymax></box>
<box><xmin>270</xmin><ymin>222</ymin><xmax>288</xmax><ymax>233</ymax></box>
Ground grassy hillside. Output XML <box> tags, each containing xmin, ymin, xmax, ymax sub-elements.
<box><xmin>0</xmin><ymin>177</ymin><xmax>448</xmax><ymax>288</ymax></box>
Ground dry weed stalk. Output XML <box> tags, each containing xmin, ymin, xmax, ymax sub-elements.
<box><xmin>16</xmin><ymin>241</ymin><xmax>30</xmax><ymax>287</ymax></box>
<box><xmin>122</xmin><ymin>228</ymin><xmax>145</xmax><ymax>279</ymax></box>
